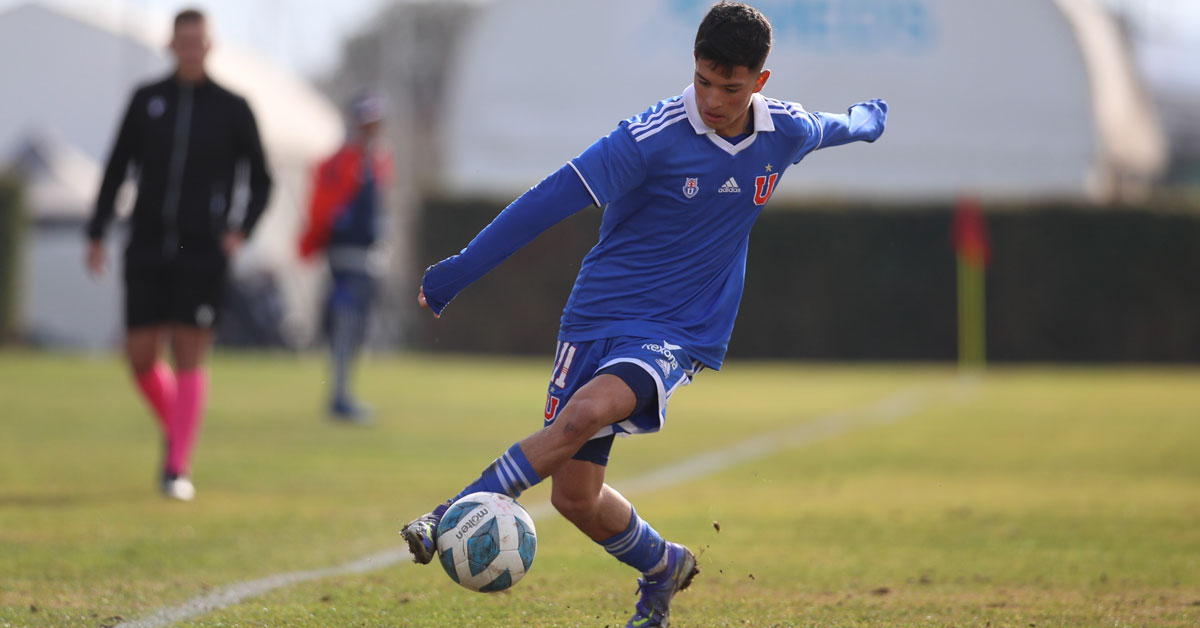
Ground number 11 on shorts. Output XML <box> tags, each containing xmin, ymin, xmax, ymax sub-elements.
<box><xmin>551</xmin><ymin>342</ymin><xmax>576</xmax><ymax>388</ymax></box>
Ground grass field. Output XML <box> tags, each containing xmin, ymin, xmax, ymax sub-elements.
<box><xmin>1</xmin><ymin>351</ymin><xmax>1198</xmax><ymax>628</ymax></box>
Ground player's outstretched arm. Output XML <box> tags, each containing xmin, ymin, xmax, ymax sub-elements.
<box><xmin>419</xmin><ymin>163</ymin><xmax>594</xmax><ymax>316</ymax></box>
<box><xmin>811</xmin><ymin>99</ymin><xmax>888</xmax><ymax>149</ymax></box>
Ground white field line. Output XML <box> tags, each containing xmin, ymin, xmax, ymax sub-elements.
<box><xmin>115</xmin><ymin>378</ymin><xmax>971</xmax><ymax>628</ymax></box>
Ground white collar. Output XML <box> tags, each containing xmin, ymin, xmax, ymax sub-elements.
<box><xmin>681</xmin><ymin>83</ymin><xmax>775</xmax><ymax>156</ymax></box>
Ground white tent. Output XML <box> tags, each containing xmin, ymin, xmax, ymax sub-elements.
<box><xmin>440</xmin><ymin>0</ymin><xmax>1166</xmax><ymax>203</ymax></box>
<box><xmin>9</xmin><ymin>128</ymin><xmax>101</xmax><ymax>222</ymax></box>
<box><xmin>1139</xmin><ymin>36</ymin><xmax>1200</xmax><ymax>168</ymax></box>
<box><xmin>0</xmin><ymin>1</ymin><xmax>343</xmax><ymax>347</ymax></box>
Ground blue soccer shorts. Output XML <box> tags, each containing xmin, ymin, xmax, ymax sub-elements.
<box><xmin>543</xmin><ymin>337</ymin><xmax>703</xmax><ymax>466</ymax></box>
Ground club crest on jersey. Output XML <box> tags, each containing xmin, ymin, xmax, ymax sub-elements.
<box><xmin>682</xmin><ymin>177</ymin><xmax>700</xmax><ymax>199</ymax></box>
<box><xmin>753</xmin><ymin>173</ymin><xmax>779</xmax><ymax>206</ymax></box>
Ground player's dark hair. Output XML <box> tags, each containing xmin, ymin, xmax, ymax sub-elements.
<box><xmin>174</xmin><ymin>8</ymin><xmax>206</xmax><ymax>31</ymax></box>
<box><xmin>694</xmin><ymin>2</ymin><xmax>773</xmax><ymax>75</ymax></box>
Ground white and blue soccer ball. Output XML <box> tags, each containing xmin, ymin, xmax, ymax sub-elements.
<box><xmin>435</xmin><ymin>491</ymin><xmax>537</xmax><ymax>592</ymax></box>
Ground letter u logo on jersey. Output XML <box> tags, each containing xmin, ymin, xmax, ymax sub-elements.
<box><xmin>753</xmin><ymin>173</ymin><xmax>779</xmax><ymax>206</ymax></box>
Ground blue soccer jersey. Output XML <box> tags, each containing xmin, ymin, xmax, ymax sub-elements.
<box><xmin>561</xmin><ymin>85</ymin><xmax>885</xmax><ymax>368</ymax></box>
<box><xmin>422</xmin><ymin>85</ymin><xmax>886</xmax><ymax>369</ymax></box>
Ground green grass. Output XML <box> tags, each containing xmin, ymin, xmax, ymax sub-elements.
<box><xmin>1</xmin><ymin>352</ymin><xmax>1198</xmax><ymax>627</ymax></box>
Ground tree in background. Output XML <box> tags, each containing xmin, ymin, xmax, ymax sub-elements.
<box><xmin>0</xmin><ymin>175</ymin><xmax>24</xmax><ymax>343</ymax></box>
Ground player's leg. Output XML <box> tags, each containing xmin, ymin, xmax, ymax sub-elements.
<box><xmin>553</xmin><ymin>457</ymin><xmax>678</xmax><ymax>573</ymax></box>
<box><xmin>550</xmin><ymin>457</ymin><xmax>630</xmax><ymax>540</ymax></box>
<box><xmin>327</xmin><ymin>269</ymin><xmax>372</xmax><ymax>422</ymax></box>
<box><xmin>124</xmin><ymin>259</ymin><xmax>179</xmax><ymax>495</ymax></box>
<box><xmin>162</xmin><ymin>324</ymin><xmax>212</xmax><ymax>501</ymax></box>
<box><xmin>127</xmin><ymin>326</ymin><xmax>174</xmax><ymax>433</ymax></box>
<box><xmin>160</xmin><ymin>258</ymin><xmax>224</xmax><ymax>501</ymax></box>
<box><xmin>551</xmin><ymin>361</ymin><xmax>699</xmax><ymax>628</ymax></box>
<box><xmin>517</xmin><ymin>373</ymin><xmax>637</xmax><ymax>476</ymax></box>
<box><xmin>445</xmin><ymin>372</ymin><xmax>636</xmax><ymax>501</ymax></box>
<box><xmin>125</xmin><ymin>260</ymin><xmax>176</xmax><ymax>433</ymax></box>
<box><xmin>400</xmin><ymin>371</ymin><xmax>636</xmax><ymax>563</ymax></box>
<box><xmin>554</xmin><ymin>463</ymin><xmax>697</xmax><ymax>628</ymax></box>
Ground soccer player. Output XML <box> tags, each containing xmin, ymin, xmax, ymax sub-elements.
<box><xmin>402</xmin><ymin>2</ymin><xmax>886</xmax><ymax>625</ymax></box>
<box><xmin>85</xmin><ymin>8</ymin><xmax>272</xmax><ymax>501</ymax></box>
<box><xmin>299</xmin><ymin>92</ymin><xmax>393</xmax><ymax>424</ymax></box>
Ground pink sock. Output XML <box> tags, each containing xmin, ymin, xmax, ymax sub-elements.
<box><xmin>134</xmin><ymin>362</ymin><xmax>177</xmax><ymax>433</ymax></box>
<box><xmin>167</xmin><ymin>368</ymin><xmax>209</xmax><ymax>476</ymax></box>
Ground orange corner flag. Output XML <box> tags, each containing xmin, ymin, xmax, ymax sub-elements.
<box><xmin>951</xmin><ymin>197</ymin><xmax>990</xmax><ymax>269</ymax></box>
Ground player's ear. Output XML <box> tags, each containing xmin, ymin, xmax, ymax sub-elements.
<box><xmin>753</xmin><ymin>69</ymin><xmax>770</xmax><ymax>93</ymax></box>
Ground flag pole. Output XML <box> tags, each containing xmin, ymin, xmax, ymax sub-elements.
<box><xmin>957</xmin><ymin>254</ymin><xmax>986</xmax><ymax>368</ymax></box>
<box><xmin>951</xmin><ymin>198</ymin><xmax>990</xmax><ymax>370</ymax></box>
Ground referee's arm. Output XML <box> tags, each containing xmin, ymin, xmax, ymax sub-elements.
<box><xmin>87</xmin><ymin>93</ymin><xmax>140</xmax><ymax>242</ymax></box>
<box><xmin>232</xmin><ymin>97</ymin><xmax>273</xmax><ymax>238</ymax></box>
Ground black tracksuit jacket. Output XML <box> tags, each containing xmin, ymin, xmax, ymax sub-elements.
<box><xmin>86</xmin><ymin>73</ymin><xmax>273</xmax><ymax>262</ymax></box>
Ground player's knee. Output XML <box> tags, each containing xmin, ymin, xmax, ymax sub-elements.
<box><xmin>125</xmin><ymin>346</ymin><xmax>158</xmax><ymax>374</ymax></box>
<box><xmin>551</xmin><ymin>486</ymin><xmax>599</xmax><ymax>523</ymax></box>
<box><xmin>128</xmin><ymin>355</ymin><xmax>156</xmax><ymax>375</ymax></box>
<box><xmin>555</xmin><ymin>398</ymin><xmax>616</xmax><ymax>444</ymax></box>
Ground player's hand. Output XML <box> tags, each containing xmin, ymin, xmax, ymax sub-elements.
<box><xmin>222</xmin><ymin>231</ymin><xmax>245</xmax><ymax>256</ymax></box>
<box><xmin>418</xmin><ymin>286</ymin><xmax>440</xmax><ymax>319</ymax></box>
<box><xmin>86</xmin><ymin>240</ymin><xmax>106</xmax><ymax>278</ymax></box>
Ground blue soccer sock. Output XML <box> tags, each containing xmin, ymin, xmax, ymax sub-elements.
<box><xmin>453</xmin><ymin>443</ymin><xmax>543</xmax><ymax>501</ymax></box>
<box><xmin>598</xmin><ymin>507</ymin><xmax>669</xmax><ymax>575</ymax></box>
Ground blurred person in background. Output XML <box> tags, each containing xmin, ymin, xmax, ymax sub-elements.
<box><xmin>85</xmin><ymin>8</ymin><xmax>273</xmax><ymax>501</ymax></box>
<box><xmin>298</xmin><ymin>92</ymin><xmax>392</xmax><ymax>424</ymax></box>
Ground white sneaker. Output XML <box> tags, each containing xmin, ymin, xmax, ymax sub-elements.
<box><xmin>162</xmin><ymin>476</ymin><xmax>196</xmax><ymax>501</ymax></box>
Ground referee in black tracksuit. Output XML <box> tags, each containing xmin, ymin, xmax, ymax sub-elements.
<box><xmin>85</xmin><ymin>8</ymin><xmax>272</xmax><ymax>501</ymax></box>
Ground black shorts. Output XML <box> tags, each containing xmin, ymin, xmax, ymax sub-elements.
<box><xmin>124</xmin><ymin>255</ymin><xmax>228</xmax><ymax>330</ymax></box>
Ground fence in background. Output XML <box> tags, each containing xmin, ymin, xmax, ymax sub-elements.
<box><xmin>415</xmin><ymin>198</ymin><xmax>1200</xmax><ymax>363</ymax></box>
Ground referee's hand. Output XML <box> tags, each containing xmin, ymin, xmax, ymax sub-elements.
<box><xmin>86</xmin><ymin>240</ymin><xmax>106</xmax><ymax>278</ymax></box>
<box><xmin>222</xmin><ymin>231</ymin><xmax>245</xmax><ymax>255</ymax></box>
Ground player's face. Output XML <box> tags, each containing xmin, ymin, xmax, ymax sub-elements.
<box><xmin>693</xmin><ymin>58</ymin><xmax>770</xmax><ymax>138</ymax></box>
<box><xmin>170</xmin><ymin>21</ymin><xmax>211</xmax><ymax>81</ymax></box>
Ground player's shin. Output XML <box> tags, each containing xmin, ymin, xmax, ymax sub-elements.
<box><xmin>452</xmin><ymin>442</ymin><xmax>543</xmax><ymax>502</ymax></box>
<box><xmin>598</xmin><ymin>507</ymin><xmax>669</xmax><ymax>574</ymax></box>
<box><xmin>134</xmin><ymin>361</ymin><xmax>177</xmax><ymax>432</ymax></box>
<box><xmin>166</xmin><ymin>367</ymin><xmax>208</xmax><ymax>476</ymax></box>
<box><xmin>402</xmin><ymin>443</ymin><xmax>543</xmax><ymax>565</ymax></box>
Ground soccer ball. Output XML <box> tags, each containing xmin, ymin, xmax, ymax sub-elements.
<box><xmin>435</xmin><ymin>492</ymin><xmax>537</xmax><ymax>592</ymax></box>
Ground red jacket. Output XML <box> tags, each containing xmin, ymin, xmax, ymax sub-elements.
<box><xmin>298</xmin><ymin>143</ymin><xmax>393</xmax><ymax>260</ymax></box>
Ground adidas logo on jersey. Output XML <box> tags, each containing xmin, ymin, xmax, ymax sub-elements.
<box><xmin>717</xmin><ymin>177</ymin><xmax>741</xmax><ymax>193</ymax></box>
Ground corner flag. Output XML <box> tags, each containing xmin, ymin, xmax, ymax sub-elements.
<box><xmin>952</xmin><ymin>198</ymin><xmax>989</xmax><ymax>369</ymax></box>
